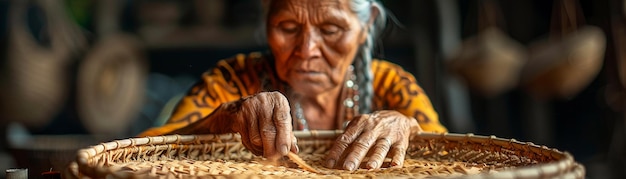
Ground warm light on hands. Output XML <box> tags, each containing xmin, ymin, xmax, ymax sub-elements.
<box><xmin>231</xmin><ymin>92</ymin><xmax>299</xmax><ymax>161</ymax></box>
<box><xmin>324</xmin><ymin>110</ymin><xmax>421</xmax><ymax>171</ymax></box>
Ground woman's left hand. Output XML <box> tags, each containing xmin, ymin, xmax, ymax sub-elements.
<box><xmin>323</xmin><ymin>110</ymin><xmax>422</xmax><ymax>171</ymax></box>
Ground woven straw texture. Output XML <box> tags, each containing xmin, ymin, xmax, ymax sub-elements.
<box><xmin>65</xmin><ymin>131</ymin><xmax>584</xmax><ymax>179</ymax></box>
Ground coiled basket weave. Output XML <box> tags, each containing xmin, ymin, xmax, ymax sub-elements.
<box><xmin>65</xmin><ymin>131</ymin><xmax>584</xmax><ymax>179</ymax></box>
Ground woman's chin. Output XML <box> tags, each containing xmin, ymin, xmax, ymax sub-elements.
<box><xmin>289</xmin><ymin>81</ymin><xmax>334</xmax><ymax>96</ymax></box>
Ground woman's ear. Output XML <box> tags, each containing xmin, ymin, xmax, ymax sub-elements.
<box><xmin>359</xmin><ymin>4</ymin><xmax>381</xmax><ymax>44</ymax></box>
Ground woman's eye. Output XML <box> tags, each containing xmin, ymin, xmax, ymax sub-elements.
<box><xmin>279</xmin><ymin>22</ymin><xmax>299</xmax><ymax>33</ymax></box>
<box><xmin>320</xmin><ymin>24</ymin><xmax>340</xmax><ymax>35</ymax></box>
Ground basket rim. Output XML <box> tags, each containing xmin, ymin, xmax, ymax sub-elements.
<box><xmin>73</xmin><ymin>131</ymin><xmax>582</xmax><ymax>179</ymax></box>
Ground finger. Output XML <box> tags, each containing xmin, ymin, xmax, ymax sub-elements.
<box><xmin>340</xmin><ymin>132</ymin><xmax>376</xmax><ymax>171</ymax></box>
<box><xmin>256</xmin><ymin>94</ymin><xmax>280</xmax><ymax>160</ymax></box>
<box><xmin>272</xmin><ymin>95</ymin><xmax>292</xmax><ymax>156</ymax></box>
<box><xmin>389</xmin><ymin>140</ymin><xmax>409</xmax><ymax>168</ymax></box>
<box><xmin>237</xmin><ymin>114</ymin><xmax>263</xmax><ymax>156</ymax></box>
<box><xmin>247</xmin><ymin>110</ymin><xmax>262</xmax><ymax>147</ymax></box>
<box><xmin>237</xmin><ymin>99</ymin><xmax>264</xmax><ymax>155</ymax></box>
<box><xmin>365</xmin><ymin>138</ymin><xmax>392</xmax><ymax>169</ymax></box>
<box><xmin>324</xmin><ymin>115</ymin><xmax>367</xmax><ymax>169</ymax></box>
<box><xmin>260</xmin><ymin>117</ymin><xmax>279</xmax><ymax>160</ymax></box>
<box><xmin>291</xmin><ymin>135</ymin><xmax>299</xmax><ymax>153</ymax></box>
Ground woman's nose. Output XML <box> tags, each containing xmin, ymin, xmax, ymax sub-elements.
<box><xmin>295</xmin><ymin>27</ymin><xmax>322</xmax><ymax>60</ymax></box>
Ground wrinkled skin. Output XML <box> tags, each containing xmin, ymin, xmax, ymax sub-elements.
<box><xmin>324</xmin><ymin>110</ymin><xmax>421</xmax><ymax>170</ymax></box>
<box><xmin>232</xmin><ymin>91</ymin><xmax>421</xmax><ymax>170</ymax></box>
<box><xmin>231</xmin><ymin>92</ymin><xmax>299</xmax><ymax>160</ymax></box>
<box><xmin>172</xmin><ymin>91</ymin><xmax>299</xmax><ymax>160</ymax></box>
<box><xmin>267</xmin><ymin>0</ymin><xmax>366</xmax><ymax>95</ymax></box>
<box><xmin>229</xmin><ymin>0</ymin><xmax>423</xmax><ymax>170</ymax></box>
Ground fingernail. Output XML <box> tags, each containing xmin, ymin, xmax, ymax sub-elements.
<box><xmin>325</xmin><ymin>159</ymin><xmax>336</xmax><ymax>168</ymax></box>
<box><xmin>344</xmin><ymin>162</ymin><xmax>355</xmax><ymax>171</ymax></box>
<box><xmin>279</xmin><ymin>145</ymin><xmax>288</xmax><ymax>155</ymax></box>
<box><xmin>391</xmin><ymin>161</ymin><xmax>401</xmax><ymax>168</ymax></box>
<box><xmin>367</xmin><ymin>161</ymin><xmax>377</xmax><ymax>169</ymax></box>
<box><xmin>295</xmin><ymin>144</ymin><xmax>300</xmax><ymax>153</ymax></box>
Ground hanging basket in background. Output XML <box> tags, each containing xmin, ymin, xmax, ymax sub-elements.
<box><xmin>448</xmin><ymin>28</ymin><xmax>527</xmax><ymax>97</ymax></box>
<box><xmin>448</xmin><ymin>0</ymin><xmax>527</xmax><ymax>97</ymax></box>
<box><xmin>521</xmin><ymin>0</ymin><xmax>606</xmax><ymax>99</ymax></box>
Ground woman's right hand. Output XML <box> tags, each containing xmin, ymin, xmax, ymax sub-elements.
<box><xmin>230</xmin><ymin>91</ymin><xmax>298</xmax><ymax>160</ymax></box>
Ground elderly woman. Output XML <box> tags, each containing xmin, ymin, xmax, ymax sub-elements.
<box><xmin>139</xmin><ymin>0</ymin><xmax>447</xmax><ymax>171</ymax></box>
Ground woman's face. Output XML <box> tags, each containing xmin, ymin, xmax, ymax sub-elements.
<box><xmin>267</xmin><ymin>0</ymin><xmax>367</xmax><ymax>95</ymax></box>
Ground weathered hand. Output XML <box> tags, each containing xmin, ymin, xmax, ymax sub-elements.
<box><xmin>230</xmin><ymin>91</ymin><xmax>298</xmax><ymax>160</ymax></box>
<box><xmin>324</xmin><ymin>110</ymin><xmax>421</xmax><ymax>171</ymax></box>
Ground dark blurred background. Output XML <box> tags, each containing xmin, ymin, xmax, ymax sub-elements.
<box><xmin>0</xmin><ymin>0</ymin><xmax>624</xmax><ymax>178</ymax></box>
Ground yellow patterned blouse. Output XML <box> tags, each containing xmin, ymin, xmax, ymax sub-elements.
<box><xmin>138</xmin><ymin>52</ymin><xmax>447</xmax><ymax>137</ymax></box>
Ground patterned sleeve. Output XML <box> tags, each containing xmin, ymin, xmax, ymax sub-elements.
<box><xmin>372</xmin><ymin>60</ymin><xmax>448</xmax><ymax>133</ymax></box>
<box><xmin>137</xmin><ymin>55</ymin><xmax>253</xmax><ymax>137</ymax></box>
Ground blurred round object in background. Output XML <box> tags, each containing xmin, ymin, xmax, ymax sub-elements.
<box><xmin>1</xmin><ymin>0</ymin><xmax>87</xmax><ymax>129</ymax></box>
<box><xmin>3</xmin><ymin>39</ymin><xmax>69</xmax><ymax>129</ymax></box>
<box><xmin>522</xmin><ymin>0</ymin><xmax>606</xmax><ymax>99</ymax></box>
<box><xmin>77</xmin><ymin>34</ymin><xmax>147</xmax><ymax>137</ymax></box>
<box><xmin>448</xmin><ymin>27</ymin><xmax>527</xmax><ymax>97</ymax></box>
<box><xmin>521</xmin><ymin>26</ymin><xmax>606</xmax><ymax>99</ymax></box>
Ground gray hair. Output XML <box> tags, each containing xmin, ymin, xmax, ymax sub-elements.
<box><xmin>350</xmin><ymin>0</ymin><xmax>386</xmax><ymax>114</ymax></box>
<box><xmin>261</xmin><ymin>0</ymin><xmax>388</xmax><ymax>115</ymax></box>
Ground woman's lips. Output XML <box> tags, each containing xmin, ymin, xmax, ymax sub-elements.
<box><xmin>294</xmin><ymin>70</ymin><xmax>324</xmax><ymax>78</ymax></box>
<box><xmin>296</xmin><ymin>69</ymin><xmax>321</xmax><ymax>73</ymax></box>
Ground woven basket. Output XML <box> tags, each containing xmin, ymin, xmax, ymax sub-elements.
<box><xmin>521</xmin><ymin>0</ymin><xmax>606</xmax><ymax>99</ymax></box>
<box><xmin>65</xmin><ymin>131</ymin><xmax>584</xmax><ymax>179</ymax></box>
<box><xmin>3</xmin><ymin>0</ymin><xmax>86</xmax><ymax>128</ymax></box>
